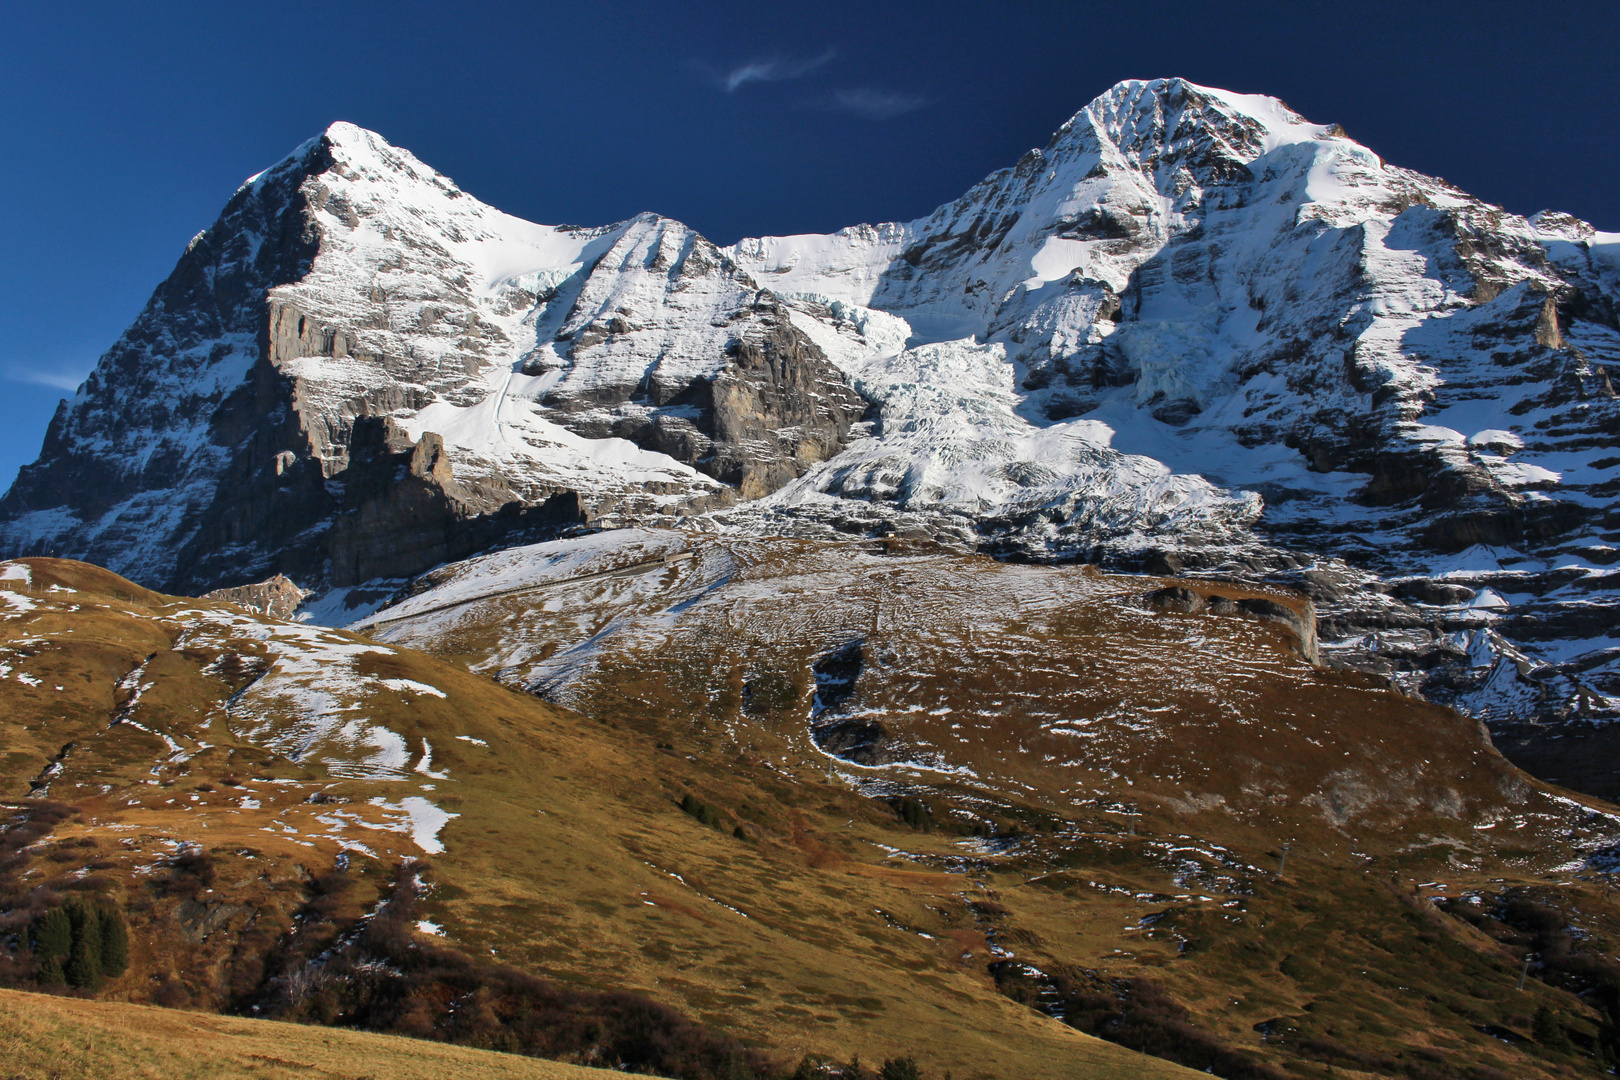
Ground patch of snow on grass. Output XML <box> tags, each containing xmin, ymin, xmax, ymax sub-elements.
<box><xmin>174</xmin><ymin>610</ymin><xmax>457</xmax><ymax>780</ymax></box>
<box><xmin>368</xmin><ymin>796</ymin><xmax>457</xmax><ymax>854</ymax></box>
<box><xmin>378</xmin><ymin>678</ymin><xmax>447</xmax><ymax>698</ymax></box>
<box><xmin>413</xmin><ymin>738</ymin><xmax>448</xmax><ymax>779</ymax></box>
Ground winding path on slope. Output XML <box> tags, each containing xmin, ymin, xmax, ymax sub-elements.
<box><xmin>350</xmin><ymin>550</ymin><xmax>693</xmax><ymax>633</ymax></box>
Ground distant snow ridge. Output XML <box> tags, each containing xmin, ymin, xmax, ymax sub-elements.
<box><xmin>4</xmin><ymin>77</ymin><xmax>1620</xmax><ymax>737</ymax></box>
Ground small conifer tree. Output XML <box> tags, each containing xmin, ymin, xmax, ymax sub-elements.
<box><xmin>878</xmin><ymin>1057</ymin><xmax>922</xmax><ymax>1080</ymax></box>
<box><xmin>892</xmin><ymin>798</ymin><xmax>931</xmax><ymax>831</ymax></box>
<box><xmin>680</xmin><ymin>793</ymin><xmax>723</xmax><ymax>828</ymax></box>
<box><xmin>67</xmin><ymin>898</ymin><xmax>102</xmax><ymax>960</ymax></box>
<box><xmin>1533</xmin><ymin>1004</ymin><xmax>1571</xmax><ymax>1052</ymax></box>
<box><xmin>98</xmin><ymin>905</ymin><xmax>129</xmax><ymax>978</ymax></box>
<box><xmin>32</xmin><ymin>907</ymin><xmax>71</xmax><ymax>959</ymax></box>
<box><xmin>37</xmin><ymin>954</ymin><xmax>66</xmax><ymax>987</ymax></box>
<box><xmin>65</xmin><ymin>897</ymin><xmax>100</xmax><ymax>948</ymax></box>
<box><xmin>65</xmin><ymin>934</ymin><xmax>101</xmax><ymax>991</ymax></box>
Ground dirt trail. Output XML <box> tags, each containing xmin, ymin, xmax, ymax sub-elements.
<box><xmin>352</xmin><ymin>550</ymin><xmax>693</xmax><ymax>632</ymax></box>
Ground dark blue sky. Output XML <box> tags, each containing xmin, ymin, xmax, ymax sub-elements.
<box><xmin>2</xmin><ymin>1</ymin><xmax>1615</xmax><ymax>489</ymax></box>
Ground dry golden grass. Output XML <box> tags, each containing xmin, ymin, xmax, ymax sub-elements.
<box><xmin>0</xmin><ymin>987</ymin><xmax>619</xmax><ymax>1080</ymax></box>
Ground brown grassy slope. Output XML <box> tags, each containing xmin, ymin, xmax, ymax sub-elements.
<box><xmin>363</xmin><ymin>531</ymin><xmax>1620</xmax><ymax>1079</ymax></box>
<box><xmin>0</xmin><ymin>557</ymin><xmax>1195</xmax><ymax>1080</ymax></box>
<box><xmin>373</xmin><ymin>532</ymin><xmax>1584</xmax><ymax>860</ymax></box>
<box><xmin>0</xmin><ymin>986</ymin><xmax>620</xmax><ymax>1080</ymax></box>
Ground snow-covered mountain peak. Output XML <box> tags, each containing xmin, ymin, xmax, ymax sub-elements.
<box><xmin>322</xmin><ymin>118</ymin><xmax>385</xmax><ymax>148</ymax></box>
<box><xmin>242</xmin><ymin>121</ymin><xmax>418</xmax><ymax>193</ymax></box>
<box><xmin>238</xmin><ymin>120</ymin><xmax>597</xmax><ymax>302</ymax></box>
<box><xmin>723</xmin><ymin>79</ymin><xmax>1620</xmax><ymax>740</ymax></box>
<box><xmin>0</xmin><ymin>112</ymin><xmax>868</xmax><ymax>591</ymax></box>
<box><xmin>287</xmin><ymin>121</ymin><xmax>447</xmax><ymax>183</ymax></box>
<box><xmin>731</xmin><ymin>78</ymin><xmax>1408</xmax><ymax>328</ymax></box>
<box><xmin>1060</xmin><ymin>77</ymin><xmax>1332</xmax><ymax>166</ymax></box>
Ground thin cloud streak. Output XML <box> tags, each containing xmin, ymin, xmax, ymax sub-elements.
<box><xmin>827</xmin><ymin>88</ymin><xmax>934</xmax><ymax>120</ymax></box>
<box><xmin>720</xmin><ymin>48</ymin><xmax>835</xmax><ymax>92</ymax></box>
<box><xmin>6</xmin><ymin>366</ymin><xmax>88</xmax><ymax>392</ymax></box>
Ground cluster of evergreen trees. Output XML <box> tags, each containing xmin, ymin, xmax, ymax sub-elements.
<box><xmin>790</xmin><ymin>1055</ymin><xmax>924</xmax><ymax>1080</ymax></box>
<box><xmin>888</xmin><ymin>798</ymin><xmax>932</xmax><ymax>832</ymax></box>
<box><xmin>30</xmin><ymin>896</ymin><xmax>128</xmax><ymax>991</ymax></box>
<box><xmin>679</xmin><ymin>793</ymin><xmax>723</xmax><ymax>829</ymax></box>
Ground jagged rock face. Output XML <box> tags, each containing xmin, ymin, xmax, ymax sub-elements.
<box><xmin>0</xmin><ymin>143</ymin><xmax>327</xmax><ymax>586</ymax></box>
<box><xmin>527</xmin><ymin>214</ymin><xmax>866</xmax><ymax>499</ymax></box>
<box><xmin>0</xmin><ymin>125</ymin><xmax>863</xmax><ymax>592</ymax></box>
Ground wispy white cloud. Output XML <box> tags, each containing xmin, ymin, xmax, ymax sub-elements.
<box><xmin>711</xmin><ymin>48</ymin><xmax>836</xmax><ymax>92</ymax></box>
<box><xmin>6</xmin><ymin>365</ymin><xmax>88</xmax><ymax>392</ymax></box>
<box><xmin>826</xmin><ymin>88</ymin><xmax>934</xmax><ymax>120</ymax></box>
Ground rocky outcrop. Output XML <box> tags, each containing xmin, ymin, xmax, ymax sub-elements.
<box><xmin>1144</xmin><ymin>585</ymin><xmax>1319</xmax><ymax>663</ymax></box>
<box><xmin>0</xmin><ymin>142</ymin><xmax>328</xmax><ymax>584</ymax></box>
<box><xmin>807</xmin><ymin>640</ymin><xmax>904</xmax><ymax>766</ymax></box>
<box><xmin>529</xmin><ymin>216</ymin><xmax>867</xmax><ymax>499</ymax></box>
<box><xmin>203</xmin><ymin>574</ymin><xmax>308</xmax><ymax>620</ymax></box>
<box><xmin>325</xmin><ymin>417</ymin><xmax>583</xmax><ymax>586</ymax></box>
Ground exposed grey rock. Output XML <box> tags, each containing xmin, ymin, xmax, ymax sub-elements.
<box><xmin>324</xmin><ymin>417</ymin><xmax>586</xmax><ymax>586</ymax></box>
<box><xmin>1235</xmin><ymin>596</ymin><xmax>1320</xmax><ymax>664</ymax></box>
<box><xmin>1144</xmin><ymin>585</ymin><xmax>1204</xmax><ymax>614</ymax></box>
<box><xmin>811</xmin><ymin>716</ymin><xmax>898</xmax><ymax>767</ymax></box>
<box><xmin>807</xmin><ymin>640</ymin><xmax>904</xmax><ymax>766</ymax></box>
<box><xmin>1145</xmin><ymin>584</ymin><xmax>1319</xmax><ymax>662</ymax></box>
<box><xmin>203</xmin><ymin>574</ymin><xmax>307</xmax><ymax>620</ymax></box>
<box><xmin>174</xmin><ymin>899</ymin><xmax>245</xmax><ymax>944</ymax></box>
